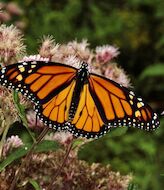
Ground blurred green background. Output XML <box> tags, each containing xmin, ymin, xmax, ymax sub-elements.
<box><xmin>2</xmin><ymin>0</ymin><xmax>164</xmax><ymax>189</ymax></box>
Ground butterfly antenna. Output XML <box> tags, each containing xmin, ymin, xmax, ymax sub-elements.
<box><xmin>69</xmin><ymin>45</ymin><xmax>87</xmax><ymax>63</ymax></box>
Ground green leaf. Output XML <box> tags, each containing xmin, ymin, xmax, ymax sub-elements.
<box><xmin>139</xmin><ymin>63</ymin><xmax>164</xmax><ymax>80</ymax></box>
<box><xmin>72</xmin><ymin>139</ymin><xmax>85</xmax><ymax>149</ymax></box>
<box><xmin>8</xmin><ymin>122</ymin><xmax>34</xmax><ymax>145</ymax></box>
<box><xmin>0</xmin><ymin>144</ymin><xmax>31</xmax><ymax>172</ymax></box>
<box><xmin>35</xmin><ymin>140</ymin><xmax>59</xmax><ymax>152</ymax></box>
<box><xmin>28</xmin><ymin>179</ymin><xmax>41</xmax><ymax>190</ymax></box>
<box><xmin>0</xmin><ymin>140</ymin><xmax>59</xmax><ymax>171</ymax></box>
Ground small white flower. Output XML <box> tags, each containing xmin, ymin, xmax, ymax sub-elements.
<box><xmin>19</xmin><ymin>54</ymin><xmax>50</xmax><ymax>62</ymax></box>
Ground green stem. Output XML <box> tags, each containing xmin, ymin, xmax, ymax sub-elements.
<box><xmin>12</xmin><ymin>91</ymin><xmax>35</xmax><ymax>142</ymax></box>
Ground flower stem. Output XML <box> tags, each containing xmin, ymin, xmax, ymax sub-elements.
<box><xmin>12</xmin><ymin>90</ymin><xmax>36</xmax><ymax>142</ymax></box>
<box><xmin>9</xmin><ymin>126</ymin><xmax>49</xmax><ymax>190</ymax></box>
<box><xmin>47</xmin><ymin>140</ymin><xmax>73</xmax><ymax>190</ymax></box>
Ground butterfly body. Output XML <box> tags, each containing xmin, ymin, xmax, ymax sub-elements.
<box><xmin>0</xmin><ymin>61</ymin><xmax>160</xmax><ymax>138</ymax></box>
<box><xmin>68</xmin><ymin>62</ymin><xmax>89</xmax><ymax>120</ymax></box>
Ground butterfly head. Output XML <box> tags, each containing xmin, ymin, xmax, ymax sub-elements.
<box><xmin>77</xmin><ymin>62</ymin><xmax>89</xmax><ymax>81</ymax></box>
<box><xmin>80</xmin><ymin>62</ymin><xmax>88</xmax><ymax>69</ymax></box>
<box><xmin>78</xmin><ymin>62</ymin><xmax>89</xmax><ymax>73</ymax></box>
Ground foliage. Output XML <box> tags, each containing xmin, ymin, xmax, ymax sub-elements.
<box><xmin>138</xmin><ymin>63</ymin><xmax>164</xmax><ymax>100</ymax></box>
<box><xmin>4</xmin><ymin>0</ymin><xmax>163</xmax><ymax>78</ymax></box>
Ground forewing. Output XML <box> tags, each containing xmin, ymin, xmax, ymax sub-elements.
<box><xmin>0</xmin><ymin>61</ymin><xmax>77</xmax><ymax>103</ymax></box>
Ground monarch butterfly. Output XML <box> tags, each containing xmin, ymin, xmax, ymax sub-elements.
<box><xmin>0</xmin><ymin>61</ymin><xmax>160</xmax><ymax>138</ymax></box>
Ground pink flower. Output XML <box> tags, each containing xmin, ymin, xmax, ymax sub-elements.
<box><xmin>0</xmin><ymin>11</ymin><xmax>11</xmax><ymax>22</ymax></box>
<box><xmin>0</xmin><ymin>24</ymin><xmax>26</xmax><ymax>64</ymax></box>
<box><xmin>45</xmin><ymin>131</ymin><xmax>73</xmax><ymax>146</ymax></box>
<box><xmin>104</xmin><ymin>64</ymin><xmax>131</xmax><ymax>87</ymax></box>
<box><xmin>67</xmin><ymin>39</ymin><xmax>91</xmax><ymax>60</ymax></box>
<box><xmin>96</xmin><ymin>45</ymin><xmax>119</xmax><ymax>63</ymax></box>
<box><xmin>2</xmin><ymin>135</ymin><xmax>23</xmax><ymax>157</ymax></box>
<box><xmin>64</xmin><ymin>55</ymin><xmax>82</xmax><ymax>68</ymax></box>
<box><xmin>0</xmin><ymin>86</ymin><xmax>19</xmax><ymax>122</ymax></box>
<box><xmin>6</xmin><ymin>2</ymin><xmax>23</xmax><ymax>16</ymax></box>
<box><xmin>39</xmin><ymin>35</ymin><xmax>60</xmax><ymax>61</ymax></box>
<box><xmin>67</xmin><ymin>39</ymin><xmax>89</xmax><ymax>53</ymax></box>
<box><xmin>26</xmin><ymin>110</ymin><xmax>45</xmax><ymax>131</ymax></box>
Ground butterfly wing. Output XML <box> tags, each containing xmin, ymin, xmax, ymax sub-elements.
<box><xmin>67</xmin><ymin>73</ymin><xmax>160</xmax><ymax>139</ymax></box>
<box><xmin>0</xmin><ymin>61</ymin><xmax>160</xmax><ymax>138</ymax></box>
<box><xmin>0</xmin><ymin>61</ymin><xmax>77</xmax><ymax>129</ymax></box>
<box><xmin>88</xmin><ymin>73</ymin><xmax>160</xmax><ymax>132</ymax></box>
<box><xmin>37</xmin><ymin>79</ymin><xmax>76</xmax><ymax>129</ymax></box>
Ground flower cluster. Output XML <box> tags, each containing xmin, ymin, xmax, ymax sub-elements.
<box><xmin>26</xmin><ymin>110</ymin><xmax>45</xmax><ymax>131</ymax></box>
<box><xmin>2</xmin><ymin>135</ymin><xmax>23</xmax><ymax>157</ymax></box>
<box><xmin>39</xmin><ymin>36</ymin><xmax>130</xmax><ymax>87</ymax></box>
<box><xmin>0</xmin><ymin>151</ymin><xmax>132</xmax><ymax>190</ymax></box>
<box><xmin>96</xmin><ymin>45</ymin><xmax>119</xmax><ymax>63</ymax></box>
<box><xmin>0</xmin><ymin>86</ymin><xmax>19</xmax><ymax>125</ymax></box>
<box><xmin>0</xmin><ymin>24</ymin><xmax>26</xmax><ymax>64</ymax></box>
<box><xmin>45</xmin><ymin>131</ymin><xmax>74</xmax><ymax>147</ymax></box>
<box><xmin>39</xmin><ymin>35</ymin><xmax>60</xmax><ymax>61</ymax></box>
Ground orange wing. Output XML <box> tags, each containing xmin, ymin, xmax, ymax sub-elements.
<box><xmin>0</xmin><ymin>61</ymin><xmax>160</xmax><ymax>138</ymax></box>
<box><xmin>67</xmin><ymin>83</ymin><xmax>110</xmax><ymax>138</ymax></box>
<box><xmin>0</xmin><ymin>61</ymin><xmax>77</xmax><ymax>128</ymax></box>
<box><xmin>0</xmin><ymin>61</ymin><xmax>76</xmax><ymax>103</ymax></box>
<box><xmin>88</xmin><ymin>74</ymin><xmax>160</xmax><ymax>132</ymax></box>
<box><xmin>36</xmin><ymin>79</ymin><xmax>76</xmax><ymax>129</ymax></box>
